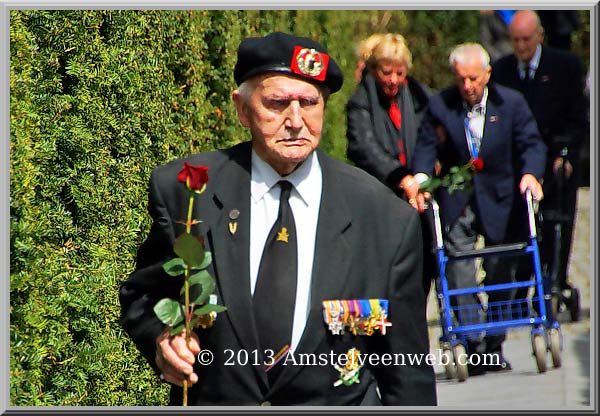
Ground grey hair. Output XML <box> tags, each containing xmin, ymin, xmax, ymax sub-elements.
<box><xmin>235</xmin><ymin>78</ymin><xmax>257</xmax><ymax>104</ymax></box>
<box><xmin>235</xmin><ymin>74</ymin><xmax>330</xmax><ymax>105</ymax></box>
<box><xmin>448</xmin><ymin>43</ymin><xmax>491</xmax><ymax>69</ymax></box>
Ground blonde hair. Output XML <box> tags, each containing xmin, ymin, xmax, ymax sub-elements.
<box><xmin>366</xmin><ymin>33</ymin><xmax>413</xmax><ymax>71</ymax></box>
<box><xmin>355</xmin><ymin>33</ymin><xmax>386</xmax><ymax>62</ymax></box>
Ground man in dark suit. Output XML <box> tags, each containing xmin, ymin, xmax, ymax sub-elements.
<box><xmin>402</xmin><ymin>42</ymin><xmax>546</xmax><ymax>372</ymax></box>
<box><xmin>119</xmin><ymin>32</ymin><xmax>436</xmax><ymax>406</ymax></box>
<box><xmin>491</xmin><ymin>10</ymin><xmax>588</xmax><ymax>305</ymax></box>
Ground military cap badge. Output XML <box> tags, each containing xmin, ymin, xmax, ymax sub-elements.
<box><xmin>291</xmin><ymin>46</ymin><xmax>329</xmax><ymax>81</ymax></box>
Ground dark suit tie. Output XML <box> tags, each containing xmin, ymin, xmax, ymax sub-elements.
<box><xmin>253</xmin><ymin>180</ymin><xmax>297</xmax><ymax>383</ymax></box>
<box><xmin>522</xmin><ymin>66</ymin><xmax>533</xmax><ymax>103</ymax></box>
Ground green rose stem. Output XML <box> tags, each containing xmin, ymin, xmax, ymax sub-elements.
<box><xmin>181</xmin><ymin>189</ymin><xmax>195</xmax><ymax>407</ymax></box>
<box><xmin>155</xmin><ymin>165</ymin><xmax>215</xmax><ymax>407</ymax></box>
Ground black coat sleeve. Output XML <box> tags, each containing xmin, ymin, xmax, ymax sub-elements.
<box><xmin>370</xmin><ymin>197</ymin><xmax>437</xmax><ymax>405</ymax></box>
<box><xmin>552</xmin><ymin>53</ymin><xmax>587</xmax><ymax>162</ymax></box>
<box><xmin>346</xmin><ymin>93</ymin><xmax>409</xmax><ymax>188</ymax></box>
<box><xmin>119</xmin><ymin>169</ymin><xmax>182</xmax><ymax>371</ymax></box>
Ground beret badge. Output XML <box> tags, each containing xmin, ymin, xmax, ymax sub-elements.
<box><xmin>291</xmin><ymin>46</ymin><xmax>329</xmax><ymax>81</ymax></box>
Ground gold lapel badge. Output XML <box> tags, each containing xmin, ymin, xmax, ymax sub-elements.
<box><xmin>277</xmin><ymin>227</ymin><xmax>289</xmax><ymax>243</ymax></box>
<box><xmin>229</xmin><ymin>209</ymin><xmax>240</xmax><ymax>235</ymax></box>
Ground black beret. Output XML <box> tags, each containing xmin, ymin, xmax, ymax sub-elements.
<box><xmin>234</xmin><ymin>32</ymin><xmax>344</xmax><ymax>94</ymax></box>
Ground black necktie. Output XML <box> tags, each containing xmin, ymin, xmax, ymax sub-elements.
<box><xmin>253</xmin><ymin>180</ymin><xmax>297</xmax><ymax>384</ymax></box>
<box><xmin>522</xmin><ymin>66</ymin><xmax>533</xmax><ymax>102</ymax></box>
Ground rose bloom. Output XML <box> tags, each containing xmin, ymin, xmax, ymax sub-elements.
<box><xmin>178</xmin><ymin>162</ymin><xmax>209</xmax><ymax>191</ymax></box>
<box><xmin>470</xmin><ymin>157</ymin><xmax>484</xmax><ymax>172</ymax></box>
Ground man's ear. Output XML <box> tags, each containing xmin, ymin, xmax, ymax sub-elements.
<box><xmin>484</xmin><ymin>65</ymin><xmax>492</xmax><ymax>83</ymax></box>
<box><xmin>538</xmin><ymin>26</ymin><xmax>545</xmax><ymax>44</ymax></box>
<box><xmin>232</xmin><ymin>90</ymin><xmax>250</xmax><ymax>128</ymax></box>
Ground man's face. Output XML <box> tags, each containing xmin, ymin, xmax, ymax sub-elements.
<box><xmin>373</xmin><ymin>61</ymin><xmax>408</xmax><ymax>99</ymax></box>
<box><xmin>233</xmin><ymin>74</ymin><xmax>325</xmax><ymax>176</ymax></box>
<box><xmin>453</xmin><ymin>58</ymin><xmax>491</xmax><ymax>107</ymax></box>
<box><xmin>510</xmin><ymin>17</ymin><xmax>543</xmax><ymax>63</ymax></box>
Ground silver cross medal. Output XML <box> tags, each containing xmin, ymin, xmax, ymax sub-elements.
<box><xmin>328</xmin><ymin>310</ymin><xmax>344</xmax><ymax>335</ymax></box>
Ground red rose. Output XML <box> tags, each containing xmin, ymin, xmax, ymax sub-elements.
<box><xmin>470</xmin><ymin>157</ymin><xmax>484</xmax><ymax>173</ymax></box>
<box><xmin>177</xmin><ymin>162</ymin><xmax>209</xmax><ymax>192</ymax></box>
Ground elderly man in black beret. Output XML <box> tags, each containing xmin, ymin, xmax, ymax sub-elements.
<box><xmin>120</xmin><ymin>32</ymin><xmax>436</xmax><ymax>406</ymax></box>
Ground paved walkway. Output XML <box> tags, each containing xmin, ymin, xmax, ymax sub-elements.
<box><xmin>427</xmin><ymin>187</ymin><xmax>593</xmax><ymax>409</ymax></box>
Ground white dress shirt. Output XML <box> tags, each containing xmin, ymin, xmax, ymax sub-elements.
<box><xmin>464</xmin><ymin>86</ymin><xmax>489</xmax><ymax>157</ymax></box>
<box><xmin>519</xmin><ymin>44</ymin><xmax>542</xmax><ymax>80</ymax></box>
<box><xmin>414</xmin><ymin>87</ymin><xmax>489</xmax><ymax>184</ymax></box>
<box><xmin>250</xmin><ymin>149</ymin><xmax>322</xmax><ymax>352</ymax></box>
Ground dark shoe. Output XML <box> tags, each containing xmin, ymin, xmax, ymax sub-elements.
<box><xmin>467</xmin><ymin>362</ymin><xmax>487</xmax><ymax>376</ymax></box>
<box><xmin>467</xmin><ymin>353</ymin><xmax>487</xmax><ymax>376</ymax></box>
<box><xmin>486</xmin><ymin>355</ymin><xmax>512</xmax><ymax>372</ymax></box>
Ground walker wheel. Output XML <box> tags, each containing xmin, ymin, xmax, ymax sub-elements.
<box><xmin>548</xmin><ymin>328</ymin><xmax>562</xmax><ymax>368</ymax></box>
<box><xmin>453</xmin><ymin>344</ymin><xmax>468</xmax><ymax>382</ymax></box>
<box><xmin>442</xmin><ymin>348</ymin><xmax>457</xmax><ymax>380</ymax></box>
<box><xmin>532</xmin><ymin>333</ymin><xmax>547</xmax><ymax>373</ymax></box>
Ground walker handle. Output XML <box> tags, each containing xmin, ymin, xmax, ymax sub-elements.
<box><xmin>428</xmin><ymin>197</ymin><xmax>444</xmax><ymax>250</ymax></box>
<box><xmin>525</xmin><ymin>188</ymin><xmax>537</xmax><ymax>238</ymax></box>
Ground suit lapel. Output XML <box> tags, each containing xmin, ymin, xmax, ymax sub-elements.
<box><xmin>529</xmin><ymin>47</ymin><xmax>550</xmax><ymax>115</ymax></box>
<box><xmin>208</xmin><ymin>142</ymin><xmax>269</xmax><ymax>389</ymax></box>
<box><xmin>447</xmin><ymin>92</ymin><xmax>471</xmax><ymax>160</ymax></box>
<box><xmin>269</xmin><ymin>151</ymin><xmax>353</xmax><ymax>391</ymax></box>
<box><xmin>479</xmin><ymin>83</ymin><xmax>507</xmax><ymax>163</ymax></box>
<box><xmin>480</xmin><ymin>88</ymin><xmax>500</xmax><ymax>160</ymax></box>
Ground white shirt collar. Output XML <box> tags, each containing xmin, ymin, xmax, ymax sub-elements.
<box><xmin>520</xmin><ymin>44</ymin><xmax>542</xmax><ymax>75</ymax></box>
<box><xmin>465</xmin><ymin>86</ymin><xmax>488</xmax><ymax>116</ymax></box>
<box><xmin>251</xmin><ymin>148</ymin><xmax>321</xmax><ymax>208</ymax></box>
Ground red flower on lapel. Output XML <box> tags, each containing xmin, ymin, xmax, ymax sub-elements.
<box><xmin>470</xmin><ymin>157</ymin><xmax>484</xmax><ymax>172</ymax></box>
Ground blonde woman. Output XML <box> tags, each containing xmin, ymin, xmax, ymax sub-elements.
<box><xmin>347</xmin><ymin>33</ymin><xmax>430</xmax><ymax>196</ymax></box>
<box><xmin>346</xmin><ymin>33</ymin><xmax>433</xmax><ymax>293</ymax></box>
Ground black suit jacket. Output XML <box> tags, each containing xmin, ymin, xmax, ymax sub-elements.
<box><xmin>120</xmin><ymin>141</ymin><xmax>437</xmax><ymax>406</ymax></box>
<box><xmin>491</xmin><ymin>46</ymin><xmax>587</xmax><ymax>171</ymax></box>
<box><xmin>412</xmin><ymin>83</ymin><xmax>546</xmax><ymax>243</ymax></box>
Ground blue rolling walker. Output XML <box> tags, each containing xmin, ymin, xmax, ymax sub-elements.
<box><xmin>432</xmin><ymin>190</ymin><xmax>562</xmax><ymax>382</ymax></box>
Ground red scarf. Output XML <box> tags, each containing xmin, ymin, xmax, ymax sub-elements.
<box><xmin>389</xmin><ymin>101</ymin><xmax>406</xmax><ymax>166</ymax></box>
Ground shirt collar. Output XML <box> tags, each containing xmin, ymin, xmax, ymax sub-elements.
<box><xmin>251</xmin><ymin>148</ymin><xmax>322</xmax><ymax>207</ymax></box>
<box><xmin>519</xmin><ymin>44</ymin><xmax>542</xmax><ymax>74</ymax></box>
<box><xmin>464</xmin><ymin>86</ymin><xmax>488</xmax><ymax>116</ymax></box>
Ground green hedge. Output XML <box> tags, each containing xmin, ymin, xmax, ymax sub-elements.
<box><xmin>9</xmin><ymin>9</ymin><xmax>590</xmax><ymax>406</ymax></box>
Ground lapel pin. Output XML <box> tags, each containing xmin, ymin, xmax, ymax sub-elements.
<box><xmin>277</xmin><ymin>227</ymin><xmax>289</xmax><ymax>243</ymax></box>
<box><xmin>489</xmin><ymin>115</ymin><xmax>498</xmax><ymax>123</ymax></box>
<box><xmin>229</xmin><ymin>209</ymin><xmax>240</xmax><ymax>235</ymax></box>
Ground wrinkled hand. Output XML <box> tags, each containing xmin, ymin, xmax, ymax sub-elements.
<box><xmin>553</xmin><ymin>157</ymin><xmax>573</xmax><ymax>179</ymax></box>
<box><xmin>400</xmin><ymin>175</ymin><xmax>429</xmax><ymax>213</ymax></box>
<box><xmin>155</xmin><ymin>327</ymin><xmax>201</xmax><ymax>387</ymax></box>
<box><xmin>520</xmin><ymin>174</ymin><xmax>544</xmax><ymax>202</ymax></box>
